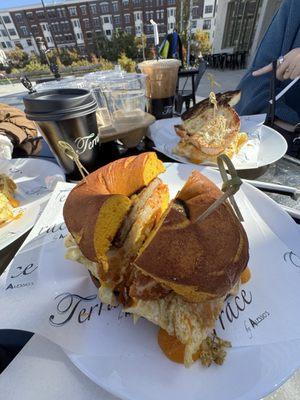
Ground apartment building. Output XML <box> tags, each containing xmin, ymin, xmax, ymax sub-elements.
<box><xmin>0</xmin><ymin>0</ymin><xmax>189</xmax><ymax>56</ymax></box>
<box><xmin>203</xmin><ymin>0</ymin><xmax>282</xmax><ymax>56</ymax></box>
<box><xmin>0</xmin><ymin>0</ymin><xmax>283</xmax><ymax>61</ymax></box>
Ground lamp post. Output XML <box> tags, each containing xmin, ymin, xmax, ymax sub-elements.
<box><xmin>141</xmin><ymin>21</ymin><xmax>146</xmax><ymax>61</ymax></box>
<box><xmin>36</xmin><ymin>37</ymin><xmax>50</xmax><ymax>66</ymax></box>
<box><xmin>40</xmin><ymin>0</ymin><xmax>60</xmax><ymax>55</ymax></box>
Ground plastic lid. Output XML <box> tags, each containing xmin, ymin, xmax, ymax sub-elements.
<box><xmin>138</xmin><ymin>59</ymin><xmax>181</xmax><ymax>69</ymax></box>
<box><xmin>23</xmin><ymin>88</ymin><xmax>98</xmax><ymax>121</ymax></box>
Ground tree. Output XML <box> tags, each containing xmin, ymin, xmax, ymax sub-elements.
<box><xmin>118</xmin><ymin>52</ymin><xmax>136</xmax><ymax>72</ymax></box>
<box><xmin>134</xmin><ymin>33</ymin><xmax>147</xmax><ymax>61</ymax></box>
<box><xmin>59</xmin><ymin>49</ymin><xmax>80</xmax><ymax>66</ymax></box>
<box><xmin>193</xmin><ymin>29</ymin><xmax>212</xmax><ymax>55</ymax></box>
<box><xmin>6</xmin><ymin>48</ymin><xmax>29</xmax><ymax>68</ymax></box>
<box><xmin>94</xmin><ymin>31</ymin><xmax>139</xmax><ymax>62</ymax></box>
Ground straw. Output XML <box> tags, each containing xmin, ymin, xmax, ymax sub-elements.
<box><xmin>270</xmin><ymin>76</ymin><xmax>300</xmax><ymax>104</ymax></box>
<box><xmin>150</xmin><ymin>19</ymin><xmax>159</xmax><ymax>61</ymax></box>
<box><xmin>195</xmin><ymin>154</ymin><xmax>243</xmax><ymax>224</ymax></box>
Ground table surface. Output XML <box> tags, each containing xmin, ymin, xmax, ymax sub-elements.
<box><xmin>1</xmin><ymin>119</ymin><xmax>300</xmax><ymax>399</ymax></box>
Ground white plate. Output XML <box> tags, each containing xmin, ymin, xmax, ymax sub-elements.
<box><xmin>148</xmin><ymin>116</ymin><xmax>287</xmax><ymax>170</ymax></box>
<box><xmin>64</xmin><ymin>163</ymin><xmax>300</xmax><ymax>400</ymax></box>
<box><xmin>0</xmin><ymin>158</ymin><xmax>65</xmax><ymax>250</ymax></box>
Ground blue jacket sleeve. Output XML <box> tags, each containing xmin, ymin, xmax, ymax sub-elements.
<box><xmin>235</xmin><ymin>0</ymin><xmax>300</xmax><ymax>125</ymax></box>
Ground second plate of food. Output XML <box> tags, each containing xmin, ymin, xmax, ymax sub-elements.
<box><xmin>0</xmin><ymin>158</ymin><xmax>65</xmax><ymax>250</ymax></box>
<box><xmin>148</xmin><ymin>115</ymin><xmax>287</xmax><ymax>170</ymax></box>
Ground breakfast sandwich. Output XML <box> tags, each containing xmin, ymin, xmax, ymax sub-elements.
<box><xmin>0</xmin><ymin>174</ymin><xmax>19</xmax><ymax>225</ymax></box>
<box><xmin>173</xmin><ymin>91</ymin><xmax>248</xmax><ymax>164</ymax></box>
<box><xmin>63</xmin><ymin>153</ymin><xmax>249</xmax><ymax>367</ymax></box>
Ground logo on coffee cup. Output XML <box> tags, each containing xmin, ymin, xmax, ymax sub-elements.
<box><xmin>162</xmin><ymin>105</ymin><xmax>173</xmax><ymax>115</ymax></box>
<box><xmin>75</xmin><ymin>133</ymin><xmax>100</xmax><ymax>155</ymax></box>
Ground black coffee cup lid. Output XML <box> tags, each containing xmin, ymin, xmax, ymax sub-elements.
<box><xmin>23</xmin><ymin>88</ymin><xmax>98</xmax><ymax>121</ymax></box>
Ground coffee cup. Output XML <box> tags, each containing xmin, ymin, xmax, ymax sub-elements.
<box><xmin>138</xmin><ymin>59</ymin><xmax>180</xmax><ymax>119</ymax></box>
<box><xmin>23</xmin><ymin>88</ymin><xmax>100</xmax><ymax>181</ymax></box>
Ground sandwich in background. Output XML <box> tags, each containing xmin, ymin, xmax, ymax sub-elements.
<box><xmin>173</xmin><ymin>91</ymin><xmax>248</xmax><ymax>164</ymax></box>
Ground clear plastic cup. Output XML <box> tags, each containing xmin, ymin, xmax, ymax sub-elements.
<box><xmin>34</xmin><ymin>76</ymin><xmax>86</xmax><ymax>92</ymax></box>
<box><xmin>100</xmin><ymin>74</ymin><xmax>147</xmax><ymax>130</ymax></box>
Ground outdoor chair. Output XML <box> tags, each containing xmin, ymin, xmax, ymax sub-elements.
<box><xmin>174</xmin><ymin>59</ymin><xmax>207</xmax><ymax>114</ymax></box>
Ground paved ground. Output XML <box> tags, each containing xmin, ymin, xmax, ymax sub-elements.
<box><xmin>0</xmin><ymin>67</ymin><xmax>247</xmax><ymax>110</ymax></box>
<box><xmin>197</xmin><ymin>68</ymin><xmax>246</xmax><ymax>98</ymax></box>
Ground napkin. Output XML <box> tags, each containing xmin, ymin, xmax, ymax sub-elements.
<box><xmin>0</xmin><ymin>181</ymin><xmax>300</xmax><ymax>357</ymax></box>
<box><xmin>0</xmin><ymin>134</ymin><xmax>13</xmax><ymax>160</ymax></box>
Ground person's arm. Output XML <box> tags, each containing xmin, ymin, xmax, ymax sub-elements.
<box><xmin>253</xmin><ymin>48</ymin><xmax>300</xmax><ymax>80</ymax></box>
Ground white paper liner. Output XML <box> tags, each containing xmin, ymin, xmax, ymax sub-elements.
<box><xmin>0</xmin><ymin>179</ymin><xmax>300</xmax><ymax>358</ymax></box>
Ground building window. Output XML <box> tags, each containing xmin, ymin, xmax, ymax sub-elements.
<box><xmin>80</xmin><ymin>5</ymin><xmax>87</xmax><ymax>15</ymax></box>
<box><xmin>133</xmin><ymin>0</ymin><xmax>141</xmax><ymax>6</ymax></box>
<box><xmin>167</xmin><ymin>8</ymin><xmax>175</xmax><ymax>17</ymax></box>
<box><xmin>31</xmin><ymin>25</ymin><xmax>38</xmax><ymax>34</ymax></box>
<box><xmin>48</xmin><ymin>9</ymin><xmax>56</xmax><ymax>18</ymax></box>
<box><xmin>205</xmin><ymin>5</ymin><xmax>213</xmax><ymax>14</ymax></box>
<box><xmin>191</xmin><ymin>20</ymin><xmax>197</xmax><ymax>28</ymax></box>
<box><xmin>123</xmin><ymin>0</ymin><xmax>129</xmax><ymax>7</ymax></box>
<box><xmin>26</xmin><ymin>12</ymin><xmax>34</xmax><ymax>20</ymax></box>
<box><xmin>36</xmin><ymin>11</ymin><xmax>45</xmax><ymax>19</ymax></box>
<box><xmin>134</xmin><ymin>11</ymin><xmax>142</xmax><ymax>21</ymax></box>
<box><xmin>145</xmin><ymin>24</ymin><xmax>152</xmax><ymax>34</ymax></box>
<box><xmin>105</xmin><ymin>29</ymin><xmax>112</xmax><ymax>36</ymax></box>
<box><xmin>112</xmin><ymin>2</ymin><xmax>118</xmax><ymax>12</ymax></box>
<box><xmin>101</xmin><ymin>3</ymin><xmax>109</xmax><ymax>13</ymax></box>
<box><xmin>156</xmin><ymin>10</ymin><xmax>164</xmax><ymax>20</ymax></box>
<box><xmin>6</xmin><ymin>41</ymin><xmax>12</xmax><ymax>48</ymax></box>
<box><xmin>114</xmin><ymin>15</ymin><xmax>120</xmax><ymax>25</ymax></box>
<box><xmin>192</xmin><ymin>6</ymin><xmax>200</xmax><ymax>19</ymax></box>
<box><xmin>1</xmin><ymin>42</ymin><xmax>7</xmax><ymax>48</ymax></box>
<box><xmin>124</xmin><ymin>14</ymin><xmax>130</xmax><ymax>24</ymax></box>
<box><xmin>68</xmin><ymin>7</ymin><xmax>77</xmax><ymax>16</ymax></box>
<box><xmin>52</xmin><ymin>22</ymin><xmax>59</xmax><ymax>33</ymax></box>
<box><xmin>83</xmin><ymin>19</ymin><xmax>90</xmax><ymax>29</ymax></box>
<box><xmin>8</xmin><ymin>29</ymin><xmax>16</xmax><ymax>36</ymax></box>
<box><xmin>20</xmin><ymin>26</ymin><xmax>29</xmax><ymax>36</ymax></box>
<box><xmin>145</xmin><ymin>0</ymin><xmax>154</xmax><ymax>6</ymax></box>
<box><xmin>90</xmin><ymin>4</ymin><xmax>97</xmax><ymax>14</ymax></box>
<box><xmin>203</xmin><ymin>19</ymin><xmax>211</xmax><ymax>30</ymax></box>
<box><xmin>145</xmin><ymin>11</ymin><xmax>154</xmax><ymax>20</ymax></box>
<box><xmin>156</xmin><ymin>0</ymin><xmax>164</xmax><ymax>5</ymax></box>
<box><xmin>3</xmin><ymin>16</ymin><xmax>11</xmax><ymax>24</ymax></box>
<box><xmin>168</xmin><ymin>22</ymin><xmax>174</xmax><ymax>30</ymax></box>
<box><xmin>125</xmin><ymin>26</ymin><xmax>132</xmax><ymax>34</ymax></box>
<box><xmin>167</xmin><ymin>0</ymin><xmax>175</xmax><ymax>4</ymax></box>
<box><xmin>93</xmin><ymin>18</ymin><xmax>101</xmax><ymax>27</ymax></box>
<box><xmin>102</xmin><ymin>17</ymin><xmax>111</xmax><ymax>24</ymax></box>
<box><xmin>86</xmin><ymin>32</ymin><xmax>92</xmax><ymax>38</ymax></box>
<box><xmin>0</xmin><ymin>30</ymin><xmax>6</xmax><ymax>37</ymax></box>
<box><xmin>15</xmin><ymin>13</ymin><xmax>23</xmax><ymax>22</ymax></box>
<box><xmin>136</xmin><ymin>25</ymin><xmax>141</xmax><ymax>34</ymax></box>
<box><xmin>26</xmin><ymin>38</ymin><xmax>32</xmax><ymax>46</ymax></box>
<box><xmin>57</xmin><ymin>8</ymin><xmax>66</xmax><ymax>17</ymax></box>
